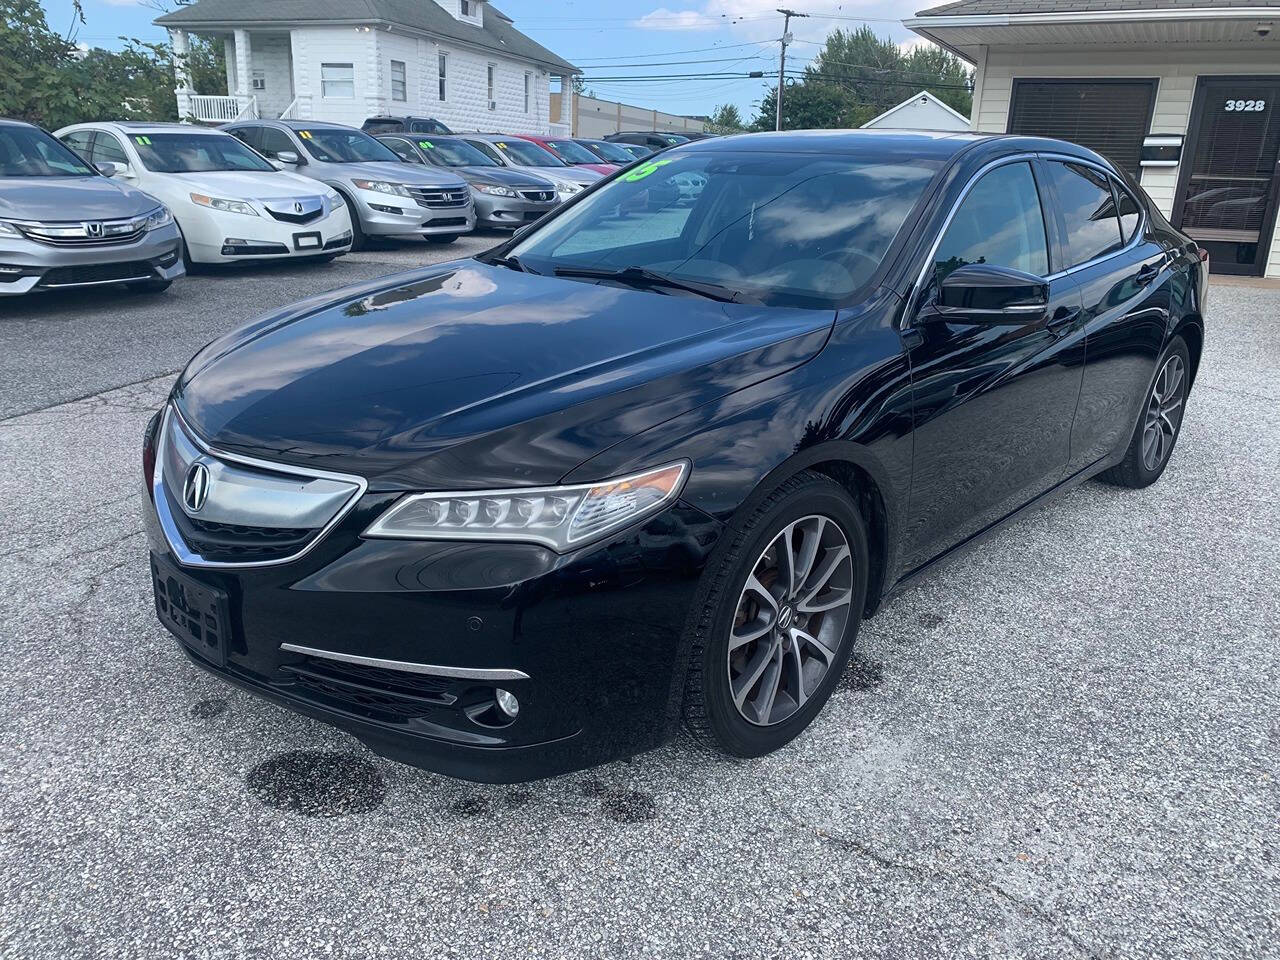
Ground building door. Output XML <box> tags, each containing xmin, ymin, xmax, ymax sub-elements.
<box><xmin>1173</xmin><ymin>77</ymin><xmax>1280</xmax><ymax>277</ymax></box>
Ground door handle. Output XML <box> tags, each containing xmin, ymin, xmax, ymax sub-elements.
<box><xmin>1135</xmin><ymin>262</ymin><xmax>1161</xmax><ymax>286</ymax></box>
<box><xmin>1046</xmin><ymin>306</ymin><xmax>1081</xmax><ymax>335</ymax></box>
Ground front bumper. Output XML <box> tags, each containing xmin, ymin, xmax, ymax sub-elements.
<box><xmin>473</xmin><ymin>192</ymin><xmax>558</xmax><ymax>230</ymax></box>
<box><xmin>181</xmin><ymin>205</ymin><xmax>353</xmax><ymax>264</ymax></box>
<box><xmin>0</xmin><ymin>223</ymin><xmax>183</xmax><ymax>295</ymax></box>
<box><xmin>354</xmin><ymin>190</ymin><xmax>476</xmax><ymax>239</ymax></box>
<box><xmin>144</xmin><ymin>435</ymin><xmax>722</xmax><ymax>782</ymax></box>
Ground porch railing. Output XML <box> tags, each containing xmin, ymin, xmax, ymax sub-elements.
<box><xmin>189</xmin><ymin>94</ymin><xmax>258</xmax><ymax>123</ymax></box>
<box><xmin>278</xmin><ymin>97</ymin><xmax>302</xmax><ymax>120</ymax></box>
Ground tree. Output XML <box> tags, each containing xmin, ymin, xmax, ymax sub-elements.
<box><xmin>707</xmin><ymin>103</ymin><xmax>745</xmax><ymax>133</ymax></box>
<box><xmin>0</xmin><ymin>0</ymin><xmax>224</xmax><ymax>127</ymax></box>
<box><xmin>749</xmin><ymin>27</ymin><xmax>972</xmax><ymax>131</ymax></box>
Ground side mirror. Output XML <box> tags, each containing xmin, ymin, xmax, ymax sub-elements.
<box><xmin>928</xmin><ymin>263</ymin><xmax>1048</xmax><ymax>322</ymax></box>
<box><xmin>275</xmin><ymin>150</ymin><xmax>301</xmax><ymax>166</ymax></box>
<box><xmin>96</xmin><ymin>161</ymin><xmax>129</xmax><ymax>178</ymax></box>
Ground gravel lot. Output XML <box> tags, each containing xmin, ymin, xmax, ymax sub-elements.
<box><xmin>0</xmin><ymin>255</ymin><xmax>1276</xmax><ymax>959</ymax></box>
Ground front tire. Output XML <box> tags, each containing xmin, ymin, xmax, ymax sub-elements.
<box><xmin>128</xmin><ymin>277</ymin><xmax>173</xmax><ymax>294</ymax></box>
<box><xmin>426</xmin><ymin>233</ymin><xmax>461</xmax><ymax>244</ymax></box>
<box><xmin>683</xmin><ymin>471</ymin><xmax>869</xmax><ymax>758</ymax></box>
<box><xmin>1098</xmin><ymin>336</ymin><xmax>1190</xmax><ymax>489</ymax></box>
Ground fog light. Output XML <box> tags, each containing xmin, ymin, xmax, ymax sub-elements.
<box><xmin>495</xmin><ymin>688</ymin><xmax>520</xmax><ymax>719</ymax></box>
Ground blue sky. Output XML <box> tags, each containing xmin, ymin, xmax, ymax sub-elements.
<box><xmin>44</xmin><ymin>0</ymin><xmax>927</xmax><ymax>120</ymax></box>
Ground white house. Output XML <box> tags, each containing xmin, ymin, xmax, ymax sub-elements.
<box><xmin>861</xmin><ymin>90</ymin><xmax>970</xmax><ymax>131</ymax></box>
<box><xmin>155</xmin><ymin>0</ymin><xmax>580</xmax><ymax>136</ymax></box>
<box><xmin>906</xmin><ymin>0</ymin><xmax>1280</xmax><ymax>279</ymax></box>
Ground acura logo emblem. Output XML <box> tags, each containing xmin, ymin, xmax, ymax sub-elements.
<box><xmin>84</xmin><ymin>221</ymin><xmax>103</xmax><ymax>237</ymax></box>
<box><xmin>183</xmin><ymin>462</ymin><xmax>211</xmax><ymax>512</ymax></box>
<box><xmin>294</xmin><ymin>201</ymin><xmax>304</xmax><ymax>213</ymax></box>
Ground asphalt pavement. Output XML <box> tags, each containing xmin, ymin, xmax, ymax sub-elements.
<box><xmin>0</xmin><ymin>256</ymin><xmax>1276</xmax><ymax>959</ymax></box>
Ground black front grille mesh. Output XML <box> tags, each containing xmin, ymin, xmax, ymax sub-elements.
<box><xmin>39</xmin><ymin>261</ymin><xmax>155</xmax><ymax>287</ymax></box>
<box><xmin>279</xmin><ymin>657</ymin><xmax>457</xmax><ymax>721</ymax></box>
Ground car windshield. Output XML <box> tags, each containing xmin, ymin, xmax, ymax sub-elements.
<box><xmin>418</xmin><ymin>138</ymin><xmax>496</xmax><ymax>167</ymax></box>
<box><xmin>489</xmin><ymin>138</ymin><xmax>567</xmax><ymax>167</ymax></box>
<box><xmin>621</xmin><ymin>144</ymin><xmax>653</xmax><ymax>159</ymax></box>
<box><xmin>585</xmin><ymin>140</ymin><xmax>636</xmax><ymax>164</ymax></box>
<box><xmin>297</xmin><ymin>128</ymin><xmax>400</xmax><ymax>164</ymax></box>
<box><xmin>508</xmin><ymin>150</ymin><xmax>941</xmax><ymax>310</ymax></box>
<box><xmin>0</xmin><ymin>125</ymin><xmax>95</xmax><ymax>177</ymax></box>
<box><xmin>545</xmin><ymin>139</ymin><xmax>602</xmax><ymax>165</ymax></box>
<box><xmin>131</xmin><ymin>132</ymin><xmax>276</xmax><ymax>173</ymax></box>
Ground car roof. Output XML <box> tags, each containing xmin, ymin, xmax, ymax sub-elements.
<box><xmin>0</xmin><ymin>118</ymin><xmax>38</xmax><ymax>129</ymax></box>
<box><xmin>73</xmin><ymin>121</ymin><xmax>225</xmax><ymax>135</ymax></box>
<box><xmin>668</xmin><ymin>128</ymin><xmax>1111</xmax><ymax>167</ymax></box>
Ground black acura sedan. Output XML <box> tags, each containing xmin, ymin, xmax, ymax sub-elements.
<box><xmin>144</xmin><ymin>130</ymin><xmax>1206</xmax><ymax>782</ymax></box>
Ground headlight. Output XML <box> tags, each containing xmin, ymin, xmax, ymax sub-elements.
<box><xmin>327</xmin><ymin>190</ymin><xmax>344</xmax><ymax>206</ymax></box>
<box><xmin>0</xmin><ymin>219</ymin><xmax>19</xmax><ymax>236</ymax></box>
<box><xmin>364</xmin><ymin>462</ymin><xmax>687</xmax><ymax>552</ymax></box>
<box><xmin>474</xmin><ymin>184</ymin><xmax>515</xmax><ymax>197</ymax></box>
<box><xmin>190</xmin><ymin>194</ymin><xmax>258</xmax><ymax>217</ymax></box>
<box><xmin>144</xmin><ymin>206</ymin><xmax>173</xmax><ymax>230</ymax></box>
<box><xmin>558</xmin><ymin>183</ymin><xmax>583</xmax><ymax>198</ymax></box>
<box><xmin>353</xmin><ymin>180</ymin><xmax>411</xmax><ymax>197</ymax></box>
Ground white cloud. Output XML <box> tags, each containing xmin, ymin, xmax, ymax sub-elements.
<box><xmin>629</xmin><ymin>8</ymin><xmax>720</xmax><ymax>31</ymax></box>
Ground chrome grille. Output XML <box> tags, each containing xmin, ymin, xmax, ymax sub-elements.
<box><xmin>263</xmin><ymin>196</ymin><xmax>325</xmax><ymax>225</ymax></box>
<box><xmin>153</xmin><ymin>408</ymin><xmax>366</xmax><ymax>568</ymax></box>
<box><xmin>408</xmin><ymin>188</ymin><xmax>471</xmax><ymax>208</ymax></box>
<box><xmin>20</xmin><ymin>217</ymin><xmax>146</xmax><ymax>247</ymax></box>
<box><xmin>519</xmin><ymin>189</ymin><xmax>556</xmax><ymax>203</ymax></box>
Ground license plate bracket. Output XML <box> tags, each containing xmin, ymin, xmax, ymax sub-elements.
<box><xmin>293</xmin><ymin>231</ymin><xmax>322</xmax><ymax>250</ymax></box>
<box><xmin>151</xmin><ymin>555</ymin><xmax>230</xmax><ymax>667</ymax></box>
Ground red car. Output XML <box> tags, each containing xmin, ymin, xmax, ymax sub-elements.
<box><xmin>512</xmin><ymin>134</ymin><xmax>618</xmax><ymax>176</ymax></box>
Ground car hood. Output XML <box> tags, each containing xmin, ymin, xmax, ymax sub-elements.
<box><xmin>175</xmin><ymin>261</ymin><xmax>834</xmax><ymax>489</ymax></box>
<box><xmin>504</xmin><ymin>165</ymin><xmax>585</xmax><ymax>191</ymax></box>
<box><xmin>0</xmin><ymin>175</ymin><xmax>157</xmax><ymax>220</ymax></box>
<box><xmin>575</xmin><ymin>162</ymin><xmax>619</xmax><ymax>176</ymax></box>
<box><xmin>160</xmin><ymin>169</ymin><xmax>326</xmax><ymax>201</ymax></box>
<box><xmin>339</xmin><ymin>161</ymin><xmax>467</xmax><ymax>188</ymax></box>
<box><xmin>457</xmin><ymin>166</ymin><xmax>554</xmax><ymax>190</ymax></box>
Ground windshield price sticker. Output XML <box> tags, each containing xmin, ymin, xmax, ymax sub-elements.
<box><xmin>133</xmin><ymin>135</ymin><xmax>153</xmax><ymax>145</ymax></box>
<box><xmin>622</xmin><ymin>158</ymin><xmax>675</xmax><ymax>182</ymax></box>
<box><xmin>299</xmin><ymin>130</ymin><xmax>314</xmax><ymax>139</ymax></box>
<box><xmin>419</xmin><ymin>140</ymin><xmax>435</xmax><ymax>149</ymax></box>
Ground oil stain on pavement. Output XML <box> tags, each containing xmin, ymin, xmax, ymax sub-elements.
<box><xmin>246</xmin><ymin>751</ymin><xmax>386</xmax><ymax>817</ymax></box>
<box><xmin>189</xmin><ymin>698</ymin><xmax>228</xmax><ymax>719</ymax></box>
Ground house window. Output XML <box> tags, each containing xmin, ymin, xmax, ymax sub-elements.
<box><xmin>460</xmin><ymin>0</ymin><xmax>473</xmax><ymax>15</ymax></box>
<box><xmin>321</xmin><ymin>62</ymin><xmax>355</xmax><ymax>99</ymax></box>
<box><xmin>487</xmin><ymin>64</ymin><xmax>495</xmax><ymax>109</ymax></box>
<box><xmin>390</xmin><ymin>60</ymin><xmax>406</xmax><ymax>102</ymax></box>
<box><xmin>251</xmin><ymin>69</ymin><xmax>266</xmax><ymax>92</ymax></box>
<box><xmin>438</xmin><ymin>53</ymin><xmax>448</xmax><ymax>101</ymax></box>
<box><xmin>523</xmin><ymin>72</ymin><xmax>530</xmax><ymax>113</ymax></box>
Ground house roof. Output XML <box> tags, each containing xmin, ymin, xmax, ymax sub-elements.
<box><xmin>155</xmin><ymin>1</ymin><xmax>579</xmax><ymax>74</ymax></box>
<box><xmin>916</xmin><ymin>0</ymin><xmax>1280</xmax><ymax>15</ymax></box>
<box><xmin>862</xmin><ymin>90</ymin><xmax>970</xmax><ymax>129</ymax></box>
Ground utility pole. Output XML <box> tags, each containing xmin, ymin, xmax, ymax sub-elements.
<box><xmin>775</xmin><ymin>8</ymin><xmax>807</xmax><ymax>131</ymax></box>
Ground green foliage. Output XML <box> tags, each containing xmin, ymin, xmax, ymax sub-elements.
<box><xmin>707</xmin><ymin>103</ymin><xmax>745</xmax><ymax>133</ymax></box>
<box><xmin>0</xmin><ymin>0</ymin><xmax>224</xmax><ymax>128</ymax></box>
<box><xmin>750</xmin><ymin>27</ymin><xmax>973</xmax><ymax>132</ymax></box>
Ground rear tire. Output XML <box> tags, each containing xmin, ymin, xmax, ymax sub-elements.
<box><xmin>1098</xmin><ymin>336</ymin><xmax>1190</xmax><ymax>489</ymax></box>
<box><xmin>682</xmin><ymin>471</ymin><xmax>869</xmax><ymax>758</ymax></box>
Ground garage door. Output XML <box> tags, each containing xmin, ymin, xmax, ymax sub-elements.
<box><xmin>1007</xmin><ymin>79</ymin><xmax>1157</xmax><ymax>178</ymax></box>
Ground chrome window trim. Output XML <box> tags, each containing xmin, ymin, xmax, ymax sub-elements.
<box><xmin>152</xmin><ymin>405</ymin><xmax>369</xmax><ymax>569</ymax></box>
<box><xmin>279</xmin><ymin>642</ymin><xmax>530</xmax><ymax>682</ymax></box>
<box><xmin>906</xmin><ymin>151</ymin><xmax>1146</xmax><ymax>321</ymax></box>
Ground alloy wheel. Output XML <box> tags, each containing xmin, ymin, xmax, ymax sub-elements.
<box><xmin>1142</xmin><ymin>354</ymin><xmax>1186</xmax><ymax>472</ymax></box>
<box><xmin>727</xmin><ymin>515</ymin><xmax>854</xmax><ymax>726</ymax></box>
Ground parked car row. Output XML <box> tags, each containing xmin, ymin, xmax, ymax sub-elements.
<box><xmin>1</xmin><ymin>113</ymin><xmax>704</xmax><ymax>298</ymax></box>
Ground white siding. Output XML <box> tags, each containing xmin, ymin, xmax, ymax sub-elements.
<box><xmin>972</xmin><ymin>45</ymin><xmax>1280</xmax><ymax>278</ymax></box>
<box><xmin>862</xmin><ymin>97</ymin><xmax>969</xmax><ymax>131</ymax></box>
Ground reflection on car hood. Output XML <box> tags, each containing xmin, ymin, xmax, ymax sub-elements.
<box><xmin>0</xmin><ymin>175</ymin><xmax>157</xmax><ymax>220</ymax></box>
<box><xmin>339</xmin><ymin>161</ymin><xmax>468</xmax><ymax>189</ymax></box>
<box><xmin>176</xmin><ymin>261</ymin><xmax>835</xmax><ymax>489</ymax></box>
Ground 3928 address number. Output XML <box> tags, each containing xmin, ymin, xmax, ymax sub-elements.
<box><xmin>1224</xmin><ymin>99</ymin><xmax>1266</xmax><ymax>112</ymax></box>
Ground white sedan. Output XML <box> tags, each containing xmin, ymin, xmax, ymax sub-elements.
<box><xmin>55</xmin><ymin>122</ymin><xmax>353</xmax><ymax>265</ymax></box>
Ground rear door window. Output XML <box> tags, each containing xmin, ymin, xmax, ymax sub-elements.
<box><xmin>60</xmin><ymin>130</ymin><xmax>94</xmax><ymax>160</ymax></box>
<box><xmin>1043</xmin><ymin>161</ymin><xmax>1124</xmax><ymax>267</ymax></box>
<box><xmin>933</xmin><ymin>161</ymin><xmax>1050</xmax><ymax>282</ymax></box>
<box><xmin>1110</xmin><ymin>176</ymin><xmax>1142</xmax><ymax>244</ymax></box>
<box><xmin>228</xmin><ymin>126</ymin><xmax>261</xmax><ymax>150</ymax></box>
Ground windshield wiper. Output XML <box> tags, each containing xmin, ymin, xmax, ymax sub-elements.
<box><xmin>552</xmin><ymin>265</ymin><xmax>755</xmax><ymax>304</ymax></box>
<box><xmin>480</xmin><ymin>253</ymin><xmax>538</xmax><ymax>275</ymax></box>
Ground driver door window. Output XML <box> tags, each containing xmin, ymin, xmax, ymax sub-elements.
<box><xmin>89</xmin><ymin>133</ymin><xmax>128</xmax><ymax>169</ymax></box>
<box><xmin>933</xmin><ymin>161</ymin><xmax>1049</xmax><ymax>283</ymax></box>
<box><xmin>257</xmin><ymin>127</ymin><xmax>296</xmax><ymax>159</ymax></box>
<box><xmin>382</xmin><ymin>138</ymin><xmax>422</xmax><ymax>163</ymax></box>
